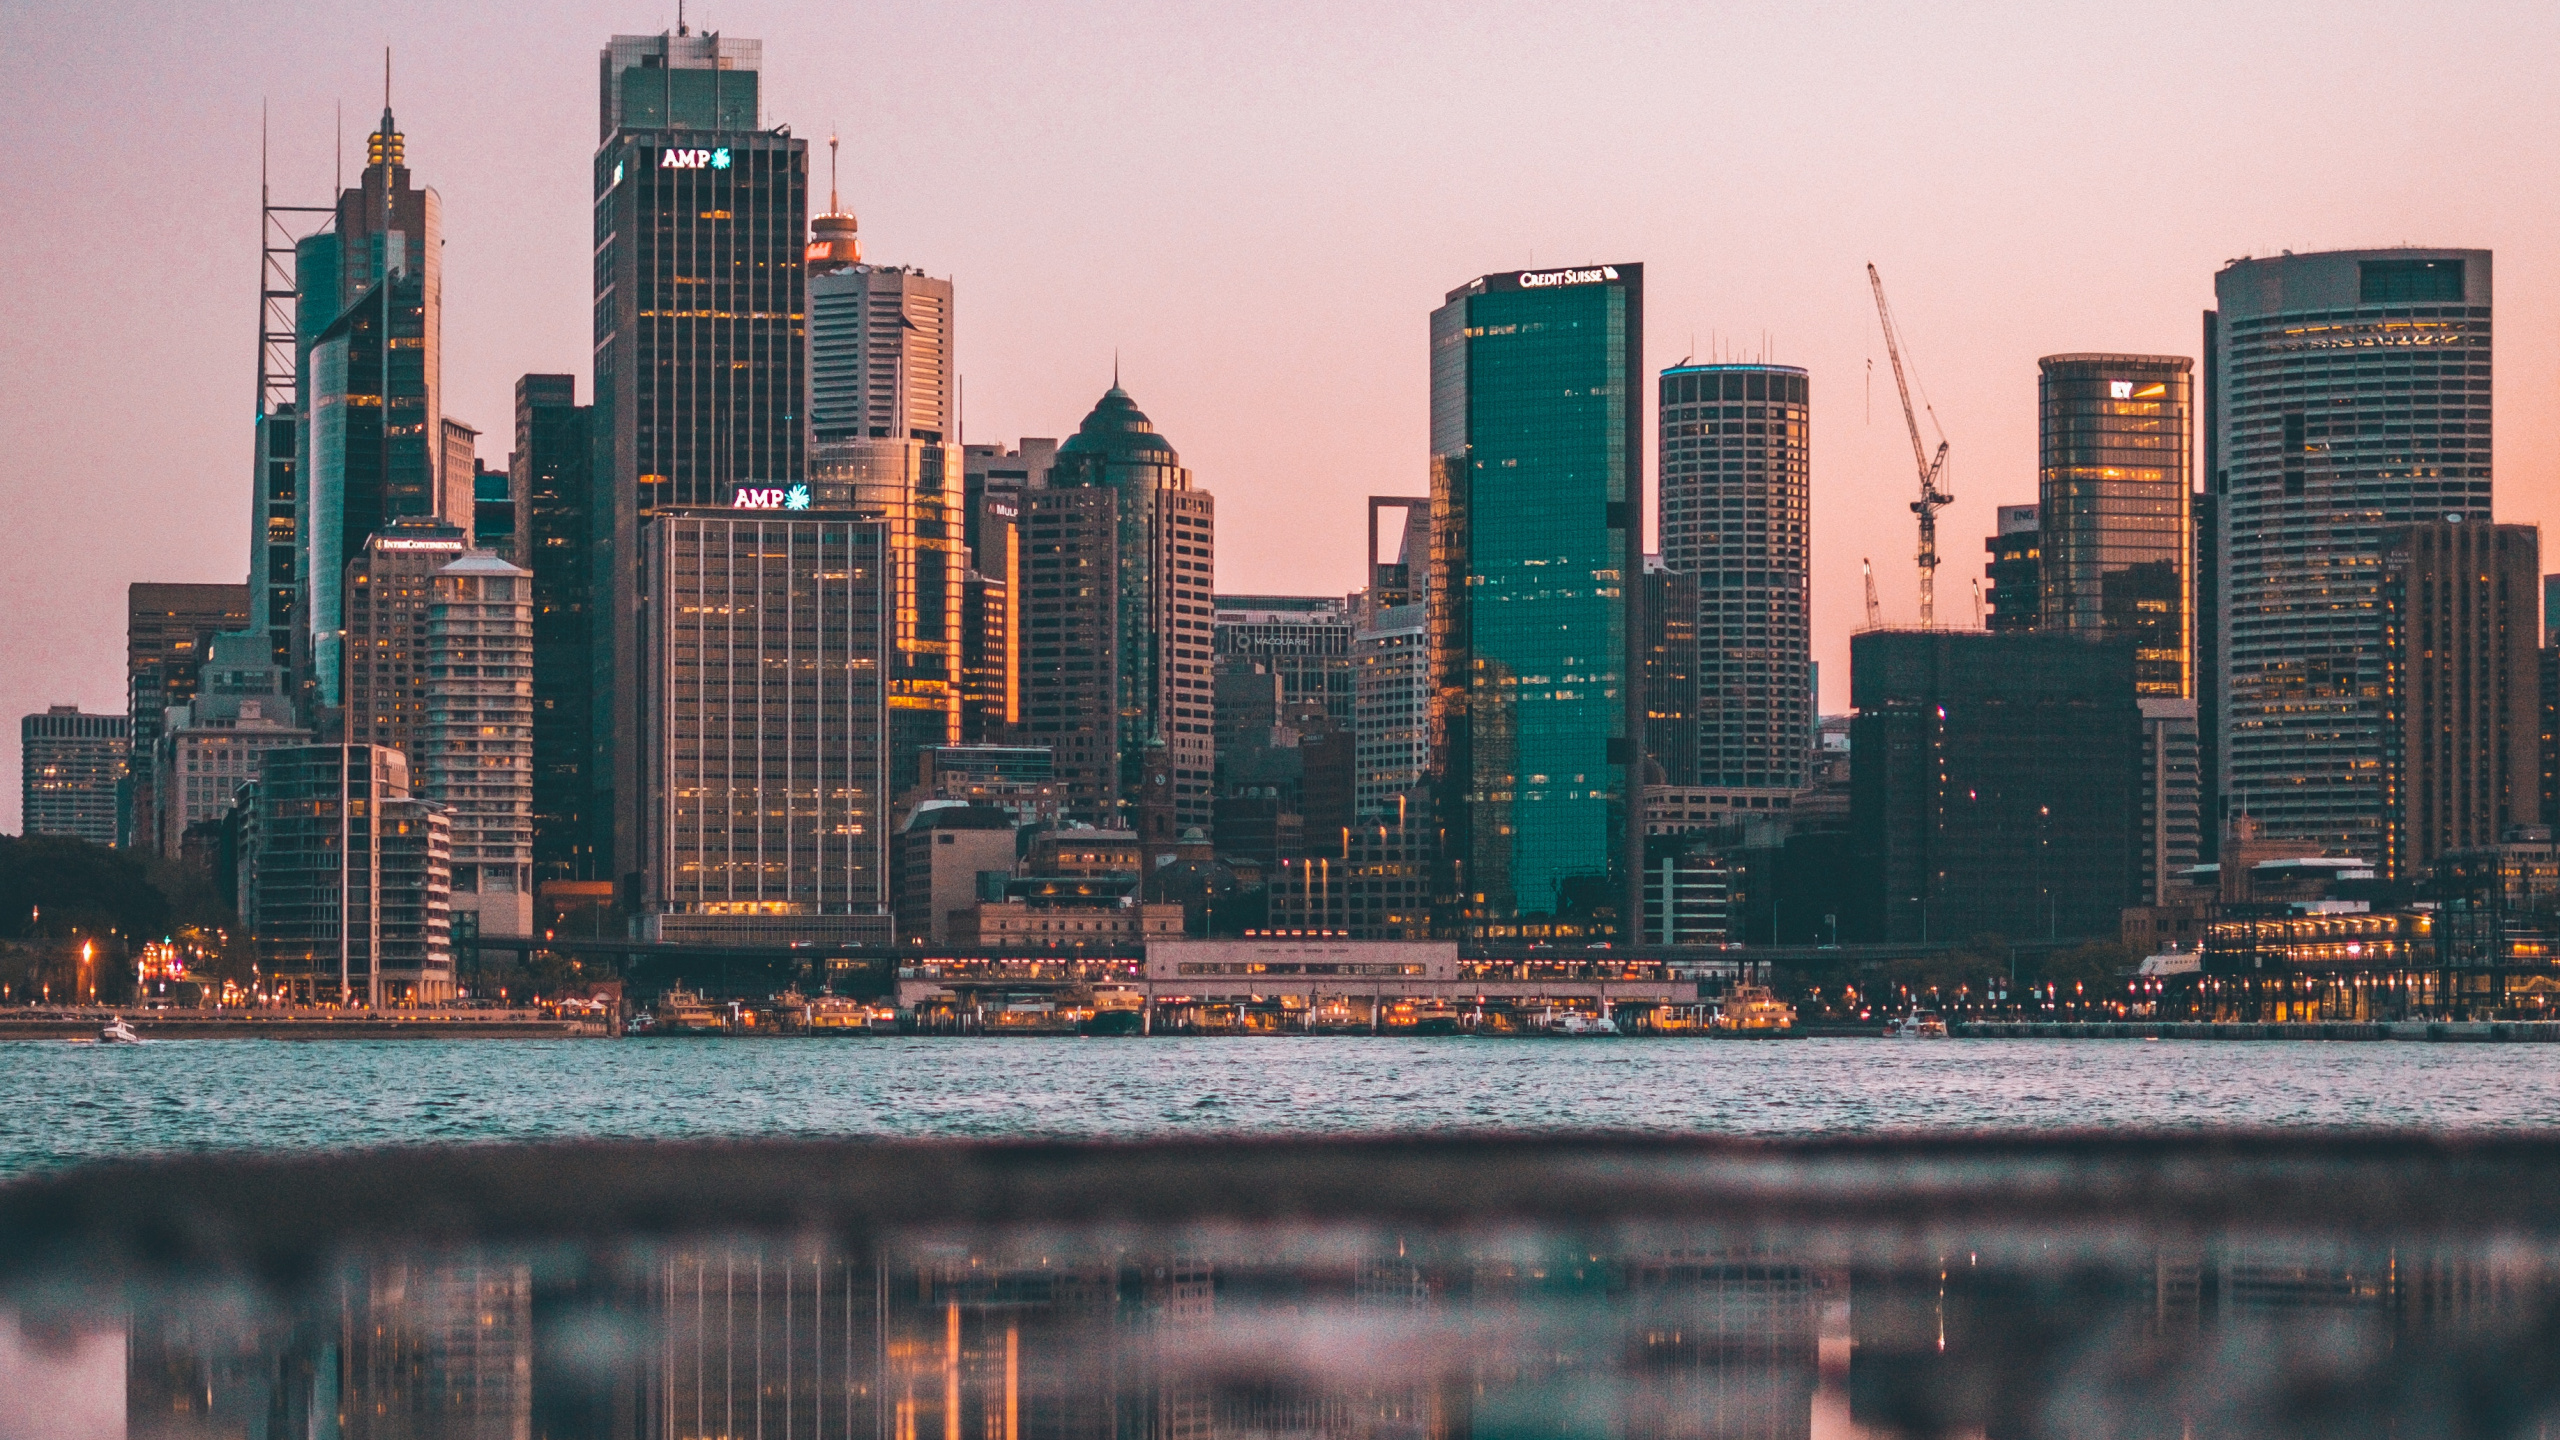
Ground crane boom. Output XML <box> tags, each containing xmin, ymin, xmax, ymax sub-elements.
<box><xmin>1862</xmin><ymin>559</ymin><xmax>1881</xmax><ymax>631</ymax></box>
<box><xmin>1867</xmin><ymin>264</ymin><xmax>1955</xmax><ymax>628</ymax></box>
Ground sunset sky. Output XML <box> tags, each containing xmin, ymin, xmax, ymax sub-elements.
<box><xmin>5</xmin><ymin>0</ymin><xmax>2557</xmax><ymax>831</ymax></box>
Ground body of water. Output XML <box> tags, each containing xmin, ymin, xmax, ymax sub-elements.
<box><xmin>4</xmin><ymin>1035</ymin><xmax>2558</xmax><ymax>1176</ymax></box>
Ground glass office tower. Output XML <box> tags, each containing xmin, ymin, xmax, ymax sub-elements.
<box><xmin>592</xmin><ymin>30</ymin><xmax>807</xmax><ymax>890</ymax></box>
<box><xmin>1657</xmin><ymin>362</ymin><xmax>1811</xmax><ymax>791</ymax></box>
<box><xmin>2037</xmin><ymin>354</ymin><xmax>2192</xmax><ymax>697</ymax></box>
<box><xmin>2209</xmin><ymin>249</ymin><xmax>2492</xmax><ymax>862</ymax></box>
<box><xmin>1428</xmin><ymin>264</ymin><xmax>1643</xmax><ymax>938</ymax></box>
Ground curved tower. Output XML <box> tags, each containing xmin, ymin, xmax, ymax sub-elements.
<box><xmin>2209</xmin><ymin>248</ymin><xmax>2492</xmax><ymax>861</ymax></box>
<box><xmin>1022</xmin><ymin>387</ymin><xmax>1215</xmax><ymax>837</ymax></box>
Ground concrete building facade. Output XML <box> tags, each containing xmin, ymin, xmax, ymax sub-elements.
<box><xmin>20</xmin><ymin>708</ymin><xmax>129</xmax><ymax>848</ymax></box>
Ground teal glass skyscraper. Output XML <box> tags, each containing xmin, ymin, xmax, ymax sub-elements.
<box><xmin>1428</xmin><ymin>265</ymin><xmax>1643</xmax><ymax>938</ymax></box>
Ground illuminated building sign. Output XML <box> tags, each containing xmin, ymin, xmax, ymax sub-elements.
<box><xmin>733</xmin><ymin>484</ymin><xmax>812</xmax><ymax>511</ymax></box>
<box><xmin>660</xmin><ymin>147</ymin><xmax>732</xmax><ymax>171</ymax></box>
<box><xmin>2110</xmin><ymin>381</ymin><xmax>2134</xmax><ymax>399</ymax></box>
<box><xmin>1516</xmin><ymin>265</ymin><xmax>1620</xmax><ymax>289</ymax></box>
<box><xmin>375</xmin><ymin>538</ymin><xmax>467</xmax><ymax>552</ymax></box>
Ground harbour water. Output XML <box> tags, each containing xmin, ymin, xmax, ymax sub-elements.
<box><xmin>6</xmin><ymin>1035</ymin><xmax>2560</xmax><ymax>1177</ymax></box>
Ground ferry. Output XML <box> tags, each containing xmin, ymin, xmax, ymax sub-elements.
<box><xmin>1529</xmin><ymin>1006</ymin><xmax>1619</xmax><ymax>1037</ymax></box>
<box><xmin>806</xmin><ymin>994</ymin><xmax>879</xmax><ymax>1034</ymax></box>
<box><xmin>1887</xmin><ymin>1011</ymin><xmax>1950</xmax><ymax>1039</ymax></box>
<box><xmin>1710</xmin><ymin>985</ymin><xmax>1799</xmax><ymax>1037</ymax></box>
<box><xmin>1308</xmin><ymin>995</ymin><xmax>1372</xmax><ymax>1034</ymax></box>
<box><xmin>655</xmin><ymin>987</ymin><xmax>731</xmax><ymax>1035</ymax></box>
<box><xmin>1083</xmin><ymin>984</ymin><xmax>1147</xmax><ymax>1036</ymax></box>
<box><xmin>1413</xmin><ymin>999</ymin><xmax>1463</xmax><ymax>1036</ymax></box>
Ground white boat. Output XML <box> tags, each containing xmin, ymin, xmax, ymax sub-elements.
<box><xmin>1886</xmin><ymin>1011</ymin><xmax>1949</xmax><ymax>1039</ymax></box>
<box><xmin>97</xmin><ymin>1017</ymin><xmax>144</xmax><ymax>1045</ymax></box>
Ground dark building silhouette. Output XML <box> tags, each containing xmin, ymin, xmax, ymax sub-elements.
<box><xmin>1851</xmin><ymin>630</ymin><xmax>2140</xmax><ymax>942</ymax></box>
<box><xmin>1983</xmin><ymin>503</ymin><xmax>2041</xmax><ymax>632</ymax></box>
<box><xmin>2381</xmin><ymin>521</ymin><xmax>2541</xmax><ymax>880</ymax></box>
<box><xmin>1641</xmin><ymin>559</ymin><xmax>1699</xmax><ymax>787</ymax></box>
<box><xmin>124</xmin><ymin>582</ymin><xmax>252</xmax><ymax>852</ymax></box>
<box><xmin>516</xmin><ymin>374</ymin><xmax>597</xmax><ymax>883</ymax></box>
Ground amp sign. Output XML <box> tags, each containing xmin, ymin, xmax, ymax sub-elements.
<box><xmin>733</xmin><ymin>484</ymin><xmax>813</xmax><ymax>511</ymax></box>
<box><xmin>660</xmin><ymin>147</ymin><xmax>732</xmax><ymax>170</ymax></box>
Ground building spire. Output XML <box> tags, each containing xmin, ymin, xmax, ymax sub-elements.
<box><xmin>367</xmin><ymin>48</ymin><xmax>403</xmax><ymax>173</ymax></box>
<box><xmin>804</xmin><ymin>127</ymin><xmax>860</xmax><ymax>274</ymax></box>
<box><xmin>829</xmin><ymin>131</ymin><xmax>840</xmax><ymax>215</ymax></box>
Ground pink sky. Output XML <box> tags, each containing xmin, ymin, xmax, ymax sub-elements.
<box><xmin>4</xmin><ymin>0</ymin><xmax>2557</xmax><ymax>832</ymax></box>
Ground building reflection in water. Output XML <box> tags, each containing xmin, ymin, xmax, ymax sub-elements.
<box><xmin>105</xmin><ymin>1232</ymin><xmax>2560</xmax><ymax>1440</ymax></box>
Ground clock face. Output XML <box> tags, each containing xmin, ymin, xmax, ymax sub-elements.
<box><xmin>1153</xmin><ymin>774</ymin><xmax>1168</xmax><ymax>786</ymax></box>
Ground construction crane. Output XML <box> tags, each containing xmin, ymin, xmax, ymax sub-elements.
<box><xmin>1867</xmin><ymin>264</ymin><xmax>1954</xmax><ymax>628</ymax></box>
<box><xmin>1862</xmin><ymin>559</ymin><xmax>1881</xmax><ymax>631</ymax></box>
<box><xmin>1972</xmin><ymin>577</ymin><xmax>1985</xmax><ymax>630</ymax></box>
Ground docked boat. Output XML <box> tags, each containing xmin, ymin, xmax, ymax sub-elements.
<box><xmin>96</xmin><ymin>1016</ymin><xmax>143</xmax><ymax>1045</ymax></box>
<box><xmin>806</xmin><ymin>994</ymin><xmax>876</xmax><ymax>1033</ymax></box>
<box><xmin>1529</xmin><ymin>1006</ymin><xmax>1618</xmax><ymax>1037</ymax></box>
<box><xmin>1083</xmin><ymin>984</ymin><xmax>1147</xmax><ymax>1036</ymax></box>
<box><xmin>1413</xmin><ymin>999</ymin><xmax>1463</xmax><ymax>1036</ymax></box>
<box><xmin>1308</xmin><ymin>995</ymin><xmax>1372</xmax><ymax>1034</ymax></box>
<box><xmin>655</xmin><ymin>987</ymin><xmax>731</xmax><ymax>1035</ymax></box>
<box><xmin>1887</xmin><ymin>1011</ymin><xmax>1950</xmax><ymax>1039</ymax></box>
<box><xmin>1710</xmin><ymin>985</ymin><xmax>1799</xmax><ymax>1037</ymax></box>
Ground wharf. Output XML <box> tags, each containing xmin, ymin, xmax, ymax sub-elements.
<box><xmin>1959</xmin><ymin>1020</ymin><xmax>2560</xmax><ymax>1042</ymax></box>
<box><xmin>0</xmin><ymin>1009</ymin><xmax>603</xmax><ymax>1041</ymax></box>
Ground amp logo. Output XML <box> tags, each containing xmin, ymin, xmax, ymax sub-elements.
<box><xmin>660</xmin><ymin>148</ymin><xmax>732</xmax><ymax>170</ymax></box>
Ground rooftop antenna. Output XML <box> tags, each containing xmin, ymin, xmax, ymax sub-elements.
<box><xmin>677</xmin><ymin>0</ymin><xmax>689</xmax><ymax>36</ymax></box>
<box><xmin>334</xmin><ymin>99</ymin><xmax>342</xmax><ymax>192</ymax></box>
<box><xmin>828</xmin><ymin>130</ymin><xmax>841</xmax><ymax>214</ymax></box>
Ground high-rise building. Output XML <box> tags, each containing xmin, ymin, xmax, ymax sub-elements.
<box><xmin>640</xmin><ymin>510</ymin><xmax>891</xmax><ymax>944</ymax></box>
<box><xmin>1850</xmin><ymin>630</ymin><xmax>2140</xmax><ymax>942</ymax></box>
<box><xmin>425</xmin><ymin>553</ymin><xmax>535</xmax><ymax>940</ymax></box>
<box><xmin>594</xmin><ymin>29</ymin><xmax>807</xmax><ymax>892</ymax></box>
<box><xmin>2209</xmin><ymin>249</ymin><xmax>2493</xmax><ymax>862</ymax></box>
<box><xmin>810</xmin><ymin>440</ymin><xmax>965</xmax><ymax>793</ymax></box>
<box><xmin>1639</xmin><ymin>558</ymin><xmax>1699</xmax><ymax>789</ymax></box>
<box><xmin>2380</xmin><ymin>521</ymin><xmax>2540</xmax><ymax>880</ymax></box>
<box><xmin>809</xmin><ymin>264</ymin><xmax>953</xmax><ymax>444</ymax></box>
<box><xmin>125</xmin><ymin>583</ymin><xmax>251</xmax><ymax>851</ymax></box>
<box><xmin>154</xmin><ymin>630</ymin><xmax>311</xmax><ymax>857</ymax></box>
<box><xmin>1983</xmin><ymin>503</ymin><xmax>2041</xmax><ymax>632</ymax></box>
<box><xmin>1428</xmin><ymin>264</ymin><xmax>1643</xmax><ymax>937</ymax></box>
<box><xmin>962</xmin><ymin>438</ymin><xmax>1056</xmax><ymax>571</ymax></box>
<box><xmin>2194</xmin><ymin>488</ymin><xmax>2222</xmax><ymax>857</ymax></box>
<box><xmin>341</xmin><ymin>519</ymin><xmax>471</xmax><ymax>751</ymax></box>
<box><xmin>1354</xmin><ymin>602</ymin><xmax>1430</xmax><ymax>820</ymax></box>
<box><xmin>513</xmin><ymin>375</ymin><xmax>597</xmax><ymax>883</ymax></box>
<box><xmin>20</xmin><ymin>708</ymin><xmax>129</xmax><ymax>847</ymax></box>
<box><xmin>471</xmin><ymin>460</ymin><xmax>518</xmax><ymax>566</ymax></box>
<box><xmin>2037</xmin><ymin>354</ymin><xmax>2192</xmax><ymax>696</ymax></box>
<box><xmin>1020</xmin><ymin>387</ymin><xmax>1215</xmax><ymax>839</ymax></box>
<box><xmin>893</xmin><ymin>804</ymin><xmax>1018</xmax><ymax>945</ymax></box>
<box><xmin>242</xmin><ymin>744</ymin><xmax>450</xmax><ymax>1006</ymax></box>
<box><xmin>1213</xmin><ymin>597</ymin><xmax>1354</xmax><ymax>727</ymax></box>
<box><xmin>298</xmin><ymin>105</ymin><xmax>454</xmax><ymax>708</ymax></box>
<box><xmin>2138</xmin><ymin>698</ymin><xmax>2202</xmax><ymax>907</ymax></box>
<box><xmin>960</xmin><ymin>558</ymin><xmax>1015</xmax><ymax>745</ymax></box>
<box><xmin>1656</xmin><ymin>361</ymin><xmax>1810</xmax><ymax>794</ymax></box>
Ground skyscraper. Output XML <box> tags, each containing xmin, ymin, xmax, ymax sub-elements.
<box><xmin>153</xmin><ymin>630</ymin><xmax>310</xmax><ymax>857</ymax></box>
<box><xmin>1638</xmin><ymin>557</ymin><xmax>1698</xmax><ymax>789</ymax></box>
<box><xmin>809</xmin><ymin>440</ymin><xmax>965</xmax><ymax>793</ymax></box>
<box><xmin>20</xmin><ymin>708</ymin><xmax>129</xmax><ymax>848</ymax></box>
<box><xmin>124</xmin><ymin>582</ymin><xmax>251</xmax><ymax>852</ymax></box>
<box><xmin>1213</xmin><ymin>598</ymin><xmax>1354</xmax><ymax>728</ymax></box>
<box><xmin>425</xmin><ymin>553</ymin><xmax>535</xmax><ymax>940</ymax></box>
<box><xmin>594</xmin><ymin>29</ymin><xmax>808</xmax><ymax>891</ymax></box>
<box><xmin>1428</xmin><ymin>264</ymin><xmax>1643</xmax><ymax>938</ymax></box>
<box><xmin>1850</xmin><ymin>630</ymin><xmax>2140</xmax><ymax>942</ymax></box>
<box><xmin>514</xmin><ymin>375</ymin><xmax>597</xmax><ymax>883</ymax></box>
<box><xmin>2037</xmin><ymin>354</ymin><xmax>2192</xmax><ymax>696</ymax></box>
<box><xmin>1657</xmin><ymin>361</ymin><xmax>1810</xmax><ymax>793</ymax></box>
<box><xmin>2380</xmin><ymin>521</ymin><xmax>2540</xmax><ymax>880</ymax></box>
<box><xmin>2209</xmin><ymin>249</ymin><xmax>2493</xmax><ymax>861</ymax></box>
<box><xmin>640</xmin><ymin>510</ymin><xmax>892</xmax><ymax>944</ymax></box>
<box><xmin>1354</xmin><ymin>603</ymin><xmax>1430</xmax><ymax>820</ymax></box>
<box><xmin>1983</xmin><ymin>503</ymin><xmax>2041</xmax><ymax>631</ymax></box>
<box><xmin>243</xmin><ymin>744</ymin><xmax>450</xmax><ymax>1006</ymax></box>
<box><xmin>298</xmin><ymin>105</ymin><xmax>451</xmax><ymax>708</ymax></box>
<box><xmin>1020</xmin><ymin>387</ymin><xmax>1216</xmax><ymax>838</ymax></box>
<box><xmin>341</xmin><ymin>519</ymin><xmax>470</xmax><ymax>751</ymax></box>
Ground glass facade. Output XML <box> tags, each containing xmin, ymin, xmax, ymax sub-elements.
<box><xmin>592</xmin><ymin>32</ymin><xmax>806</xmax><ymax>888</ymax></box>
<box><xmin>2037</xmin><ymin>354</ymin><xmax>2193</xmax><ymax>697</ymax></box>
<box><xmin>1656</xmin><ymin>363</ymin><xmax>1810</xmax><ymax>790</ymax></box>
<box><xmin>811</xmin><ymin>438</ymin><xmax>966</xmax><ymax>796</ymax></box>
<box><xmin>2211</xmin><ymin>250</ymin><xmax>2493</xmax><ymax>862</ymax></box>
<box><xmin>1429</xmin><ymin>266</ymin><xmax>1641</xmax><ymax>936</ymax></box>
<box><xmin>516</xmin><ymin>376</ymin><xmax>598</xmax><ymax>883</ymax></box>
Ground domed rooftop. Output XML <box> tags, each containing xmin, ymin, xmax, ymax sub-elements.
<box><xmin>1058</xmin><ymin>385</ymin><xmax>1176</xmax><ymax>460</ymax></box>
<box><xmin>806</xmin><ymin>211</ymin><xmax>860</xmax><ymax>273</ymax></box>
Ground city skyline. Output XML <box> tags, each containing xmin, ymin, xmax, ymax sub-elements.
<box><xmin>6</xmin><ymin>3</ymin><xmax>2560</xmax><ymax>833</ymax></box>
